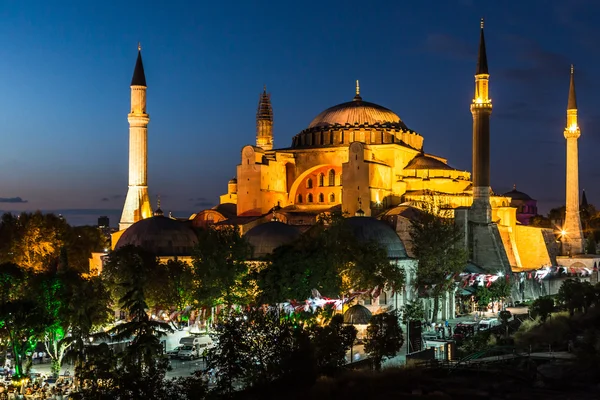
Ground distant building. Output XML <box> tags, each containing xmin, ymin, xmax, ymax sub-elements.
<box><xmin>503</xmin><ymin>185</ymin><xmax>537</xmax><ymax>225</ymax></box>
<box><xmin>98</xmin><ymin>216</ymin><xmax>110</xmax><ymax>228</ymax></box>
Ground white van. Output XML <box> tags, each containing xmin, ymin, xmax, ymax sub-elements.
<box><xmin>478</xmin><ymin>318</ymin><xmax>500</xmax><ymax>331</ymax></box>
<box><xmin>177</xmin><ymin>335</ymin><xmax>214</xmax><ymax>360</ymax></box>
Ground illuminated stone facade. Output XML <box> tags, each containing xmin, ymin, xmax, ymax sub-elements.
<box><xmin>563</xmin><ymin>66</ymin><xmax>584</xmax><ymax>255</ymax></box>
<box><xmin>119</xmin><ymin>46</ymin><xmax>152</xmax><ymax>231</ymax></box>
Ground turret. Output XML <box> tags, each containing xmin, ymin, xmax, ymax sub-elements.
<box><xmin>470</xmin><ymin>18</ymin><xmax>493</xmax><ymax>224</ymax></box>
<box><xmin>256</xmin><ymin>86</ymin><xmax>273</xmax><ymax>150</ymax></box>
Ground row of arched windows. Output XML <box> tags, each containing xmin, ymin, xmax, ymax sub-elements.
<box><xmin>307</xmin><ymin>169</ymin><xmax>337</xmax><ymax>189</ymax></box>
<box><xmin>297</xmin><ymin>193</ymin><xmax>336</xmax><ymax>204</ymax></box>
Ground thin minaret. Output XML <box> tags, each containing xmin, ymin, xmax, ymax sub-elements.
<box><xmin>119</xmin><ymin>43</ymin><xmax>152</xmax><ymax>230</ymax></box>
<box><xmin>470</xmin><ymin>18</ymin><xmax>493</xmax><ymax>224</ymax></box>
<box><xmin>256</xmin><ymin>85</ymin><xmax>273</xmax><ymax>150</ymax></box>
<box><xmin>563</xmin><ymin>65</ymin><xmax>584</xmax><ymax>255</ymax></box>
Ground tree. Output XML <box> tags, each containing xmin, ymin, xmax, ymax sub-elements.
<box><xmin>105</xmin><ymin>246</ymin><xmax>172</xmax><ymax>372</ymax></box>
<box><xmin>400</xmin><ymin>300</ymin><xmax>425</xmax><ymax>325</ymax></box>
<box><xmin>311</xmin><ymin>314</ymin><xmax>356</xmax><ymax>375</ymax></box>
<box><xmin>557</xmin><ymin>279</ymin><xmax>586</xmax><ymax>316</ymax></box>
<box><xmin>530</xmin><ymin>296</ymin><xmax>554</xmax><ymax>322</ymax></box>
<box><xmin>257</xmin><ymin>215</ymin><xmax>404</xmax><ymax>304</ymax></box>
<box><xmin>586</xmin><ymin>234</ymin><xmax>597</xmax><ymax>255</ymax></box>
<box><xmin>528</xmin><ymin>214</ymin><xmax>552</xmax><ymax>228</ymax></box>
<box><xmin>364</xmin><ymin>312</ymin><xmax>404</xmax><ymax>371</ymax></box>
<box><xmin>64</xmin><ymin>225</ymin><xmax>107</xmax><ymax>273</ymax></box>
<box><xmin>411</xmin><ymin>211</ymin><xmax>467</xmax><ymax>321</ymax></box>
<box><xmin>192</xmin><ymin>226</ymin><xmax>253</xmax><ymax>308</ymax></box>
<box><xmin>488</xmin><ymin>278</ymin><xmax>511</xmax><ymax>311</ymax></box>
<box><xmin>498</xmin><ymin>310</ymin><xmax>512</xmax><ymax>337</ymax></box>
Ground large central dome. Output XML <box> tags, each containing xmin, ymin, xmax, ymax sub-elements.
<box><xmin>308</xmin><ymin>95</ymin><xmax>407</xmax><ymax>129</ymax></box>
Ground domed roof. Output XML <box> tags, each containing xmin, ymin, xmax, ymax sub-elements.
<box><xmin>346</xmin><ymin>217</ymin><xmax>407</xmax><ymax>259</ymax></box>
<box><xmin>405</xmin><ymin>155</ymin><xmax>455</xmax><ymax>171</ymax></box>
<box><xmin>308</xmin><ymin>98</ymin><xmax>407</xmax><ymax>130</ymax></box>
<box><xmin>116</xmin><ymin>216</ymin><xmax>198</xmax><ymax>256</ymax></box>
<box><xmin>503</xmin><ymin>185</ymin><xmax>534</xmax><ymax>201</ymax></box>
<box><xmin>343</xmin><ymin>304</ymin><xmax>372</xmax><ymax>325</ymax></box>
<box><xmin>245</xmin><ymin>221</ymin><xmax>301</xmax><ymax>259</ymax></box>
<box><xmin>228</xmin><ymin>178</ymin><xmax>237</xmax><ymax>184</ymax></box>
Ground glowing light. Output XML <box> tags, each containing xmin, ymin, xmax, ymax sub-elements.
<box><xmin>569</xmin><ymin>123</ymin><xmax>578</xmax><ymax>132</ymax></box>
<box><xmin>561</xmin><ymin>230</ymin><xmax>567</xmax><ymax>236</ymax></box>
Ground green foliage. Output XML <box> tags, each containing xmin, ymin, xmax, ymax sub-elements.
<box><xmin>400</xmin><ymin>300</ymin><xmax>424</xmax><ymax>325</ymax></box>
<box><xmin>528</xmin><ymin>214</ymin><xmax>552</xmax><ymax>228</ymax></box>
<box><xmin>146</xmin><ymin>258</ymin><xmax>194</xmax><ymax>317</ymax></box>
<box><xmin>364</xmin><ymin>312</ymin><xmax>404</xmax><ymax>371</ymax></box>
<box><xmin>458</xmin><ymin>331</ymin><xmax>495</xmax><ymax>357</ymax></box>
<box><xmin>557</xmin><ymin>279</ymin><xmax>595</xmax><ymax>316</ymax></box>
<box><xmin>410</xmin><ymin>211</ymin><xmax>467</xmax><ymax>321</ymax></box>
<box><xmin>530</xmin><ymin>296</ymin><xmax>554</xmax><ymax>322</ymax></box>
<box><xmin>586</xmin><ymin>234</ymin><xmax>597</xmax><ymax>255</ymax></box>
<box><xmin>257</xmin><ymin>215</ymin><xmax>404</xmax><ymax>303</ymax></box>
<box><xmin>311</xmin><ymin>314</ymin><xmax>356</xmax><ymax>375</ymax></box>
<box><xmin>513</xmin><ymin>313</ymin><xmax>572</xmax><ymax>350</ymax></box>
<box><xmin>192</xmin><ymin>226</ymin><xmax>254</xmax><ymax>307</ymax></box>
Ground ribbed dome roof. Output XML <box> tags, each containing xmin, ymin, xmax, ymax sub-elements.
<box><xmin>308</xmin><ymin>99</ymin><xmax>407</xmax><ymax>129</ymax></box>
<box><xmin>503</xmin><ymin>186</ymin><xmax>534</xmax><ymax>201</ymax></box>
<box><xmin>343</xmin><ymin>304</ymin><xmax>372</xmax><ymax>325</ymax></box>
<box><xmin>245</xmin><ymin>221</ymin><xmax>301</xmax><ymax>259</ymax></box>
<box><xmin>405</xmin><ymin>155</ymin><xmax>455</xmax><ymax>171</ymax></box>
<box><xmin>116</xmin><ymin>216</ymin><xmax>198</xmax><ymax>256</ymax></box>
<box><xmin>346</xmin><ymin>217</ymin><xmax>407</xmax><ymax>259</ymax></box>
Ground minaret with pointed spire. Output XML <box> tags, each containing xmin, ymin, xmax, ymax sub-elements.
<box><xmin>563</xmin><ymin>65</ymin><xmax>584</xmax><ymax>255</ymax></box>
<box><xmin>470</xmin><ymin>18</ymin><xmax>493</xmax><ymax>224</ymax></box>
<box><xmin>256</xmin><ymin>85</ymin><xmax>274</xmax><ymax>150</ymax></box>
<box><xmin>120</xmin><ymin>43</ymin><xmax>152</xmax><ymax>230</ymax></box>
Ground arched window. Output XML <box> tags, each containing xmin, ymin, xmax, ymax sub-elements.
<box><xmin>297</xmin><ymin>194</ymin><xmax>303</xmax><ymax>203</ymax></box>
<box><xmin>328</xmin><ymin>169</ymin><xmax>335</xmax><ymax>186</ymax></box>
<box><xmin>307</xmin><ymin>193</ymin><xmax>313</xmax><ymax>203</ymax></box>
<box><xmin>318</xmin><ymin>173</ymin><xmax>324</xmax><ymax>187</ymax></box>
<box><xmin>329</xmin><ymin>193</ymin><xmax>335</xmax><ymax>203</ymax></box>
<box><xmin>318</xmin><ymin>193</ymin><xmax>324</xmax><ymax>203</ymax></box>
<box><xmin>306</xmin><ymin>178</ymin><xmax>313</xmax><ymax>189</ymax></box>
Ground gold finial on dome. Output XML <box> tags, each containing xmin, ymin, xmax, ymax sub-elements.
<box><xmin>353</xmin><ymin>79</ymin><xmax>362</xmax><ymax>101</ymax></box>
<box><xmin>480</xmin><ymin>17</ymin><xmax>484</xmax><ymax>29</ymax></box>
<box><xmin>138</xmin><ymin>42</ymin><xmax>142</xmax><ymax>51</ymax></box>
<box><xmin>513</xmin><ymin>184</ymin><xmax>516</xmax><ymax>190</ymax></box>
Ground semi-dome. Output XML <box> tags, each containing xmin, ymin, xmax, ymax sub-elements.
<box><xmin>503</xmin><ymin>185</ymin><xmax>534</xmax><ymax>201</ymax></box>
<box><xmin>245</xmin><ymin>221</ymin><xmax>301</xmax><ymax>259</ymax></box>
<box><xmin>115</xmin><ymin>216</ymin><xmax>198</xmax><ymax>256</ymax></box>
<box><xmin>343</xmin><ymin>304</ymin><xmax>372</xmax><ymax>325</ymax></box>
<box><xmin>308</xmin><ymin>98</ymin><xmax>407</xmax><ymax>129</ymax></box>
<box><xmin>405</xmin><ymin>155</ymin><xmax>455</xmax><ymax>171</ymax></box>
<box><xmin>346</xmin><ymin>216</ymin><xmax>407</xmax><ymax>259</ymax></box>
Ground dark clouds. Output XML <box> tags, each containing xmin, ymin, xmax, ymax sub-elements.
<box><xmin>0</xmin><ymin>197</ymin><xmax>28</xmax><ymax>203</ymax></box>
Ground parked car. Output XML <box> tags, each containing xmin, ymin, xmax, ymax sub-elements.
<box><xmin>478</xmin><ymin>318</ymin><xmax>500</xmax><ymax>331</ymax></box>
<box><xmin>167</xmin><ymin>346</ymin><xmax>183</xmax><ymax>359</ymax></box>
<box><xmin>177</xmin><ymin>335</ymin><xmax>215</xmax><ymax>360</ymax></box>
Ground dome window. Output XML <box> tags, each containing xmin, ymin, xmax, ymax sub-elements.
<box><xmin>307</xmin><ymin>178</ymin><xmax>313</xmax><ymax>189</ymax></box>
<box><xmin>318</xmin><ymin>193</ymin><xmax>324</xmax><ymax>203</ymax></box>
<box><xmin>308</xmin><ymin>194</ymin><xmax>313</xmax><ymax>203</ymax></box>
<box><xmin>318</xmin><ymin>173</ymin><xmax>324</xmax><ymax>187</ymax></box>
<box><xmin>297</xmin><ymin>194</ymin><xmax>303</xmax><ymax>203</ymax></box>
<box><xmin>328</xmin><ymin>169</ymin><xmax>336</xmax><ymax>186</ymax></box>
<box><xmin>329</xmin><ymin>193</ymin><xmax>335</xmax><ymax>203</ymax></box>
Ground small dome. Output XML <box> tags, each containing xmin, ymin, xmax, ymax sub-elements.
<box><xmin>503</xmin><ymin>185</ymin><xmax>534</xmax><ymax>201</ymax></box>
<box><xmin>228</xmin><ymin>178</ymin><xmax>238</xmax><ymax>184</ymax></box>
<box><xmin>308</xmin><ymin>99</ymin><xmax>407</xmax><ymax>129</ymax></box>
<box><xmin>405</xmin><ymin>155</ymin><xmax>455</xmax><ymax>171</ymax></box>
<box><xmin>346</xmin><ymin>216</ymin><xmax>407</xmax><ymax>259</ymax></box>
<box><xmin>116</xmin><ymin>216</ymin><xmax>198</xmax><ymax>256</ymax></box>
<box><xmin>343</xmin><ymin>305</ymin><xmax>372</xmax><ymax>325</ymax></box>
<box><xmin>245</xmin><ymin>221</ymin><xmax>301</xmax><ymax>259</ymax></box>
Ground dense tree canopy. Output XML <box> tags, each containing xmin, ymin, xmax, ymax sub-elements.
<box><xmin>256</xmin><ymin>215</ymin><xmax>404</xmax><ymax>303</ymax></box>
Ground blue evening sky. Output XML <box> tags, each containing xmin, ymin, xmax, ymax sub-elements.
<box><xmin>0</xmin><ymin>0</ymin><xmax>598</xmax><ymax>225</ymax></box>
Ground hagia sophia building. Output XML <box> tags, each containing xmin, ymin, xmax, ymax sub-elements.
<box><xmin>105</xmin><ymin>20</ymin><xmax>599</xmax><ymax>319</ymax></box>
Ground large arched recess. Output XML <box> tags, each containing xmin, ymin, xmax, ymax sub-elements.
<box><xmin>288</xmin><ymin>164</ymin><xmax>341</xmax><ymax>204</ymax></box>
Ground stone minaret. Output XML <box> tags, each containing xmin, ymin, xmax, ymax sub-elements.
<box><xmin>563</xmin><ymin>65</ymin><xmax>584</xmax><ymax>255</ymax></box>
<box><xmin>470</xmin><ymin>18</ymin><xmax>492</xmax><ymax>224</ymax></box>
<box><xmin>256</xmin><ymin>86</ymin><xmax>273</xmax><ymax>150</ymax></box>
<box><xmin>119</xmin><ymin>44</ymin><xmax>152</xmax><ymax>230</ymax></box>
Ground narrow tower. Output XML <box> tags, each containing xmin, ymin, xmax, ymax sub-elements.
<box><xmin>563</xmin><ymin>65</ymin><xmax>584</xmax><ymax>255</ymax></box>
<box><xmin>119</xmin><ymin>44</ymin><xmax>152</xmax><ymax>230</ymax></box>
<box><xmin>256</xmin><ymin>86</ymin><xmax>273</xmax><ymax>150</ymax></box>
<box><xmin>470</xmin><ymin>18</ymin><xmax>493</xmax><ymax>224</ymax></box>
